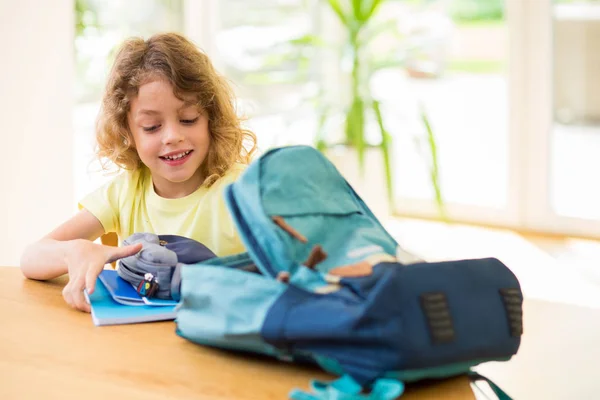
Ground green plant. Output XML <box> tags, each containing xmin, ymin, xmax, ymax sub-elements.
<box><xmin>450</xmin><ymin>0</ymin><xmax>504</xmax><ymax>23</ymax></box>
<box><xmin>313</xmin><ymin>0</ymin><xmax>444</xmax><ymax>213</ymax></box>
<box><xmin>211</xmin><ymin>0</ymin><xmax>444</xmax><ymax>214</ymax></box>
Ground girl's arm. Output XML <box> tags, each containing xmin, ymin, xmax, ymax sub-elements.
<box><xmin>20</xmin><ymin>209</ymin><xmax>142</xmax><ymax>312</ymax></box>
<box><xmin>20</xmin><ymin>209</ymin><xmax>105</xmax><ymax>280</ymax></box>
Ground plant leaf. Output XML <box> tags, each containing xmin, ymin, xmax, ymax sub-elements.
<box><xmin>327</xmin><ymin>0</ymin><xmax>349</xmax><ymax>27</ymax></box>
<box><xmin>364</xmin><ymin>0</ymin><xmax>384</xmax><ymax>21</ymax></box>
<box><xmin>420</xmin><ymin>105</ymin><xmax>446</xmax><ymax>219</ymax></box>
<box><xmin>289</xmin><ymin>33</ymin><xmax>325</xmax><ymax>47</ymax></box>
<box><xmin>372</xmin><ymin>99</ymin><xmax>394</xmax><ymax>207</ymax></box>
<box><xmin>314</xmin><ymin>103</ymin><xmax>331</xmax><ymax>152</ymax></box>
<box><xmin>346</xmin><ymin>96</ymin><xmax>366</xmax><ymax>173</ymax></box>
<box><xmin>352</xmin><ymin>0</ymin><xmax>364</xmax><ymax>21</ymax></box>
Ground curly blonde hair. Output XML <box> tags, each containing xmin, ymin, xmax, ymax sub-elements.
<box><xmin>96</xmin><ymin>32</ymin><xmax>257</xmax><ymax>186</ymax></box>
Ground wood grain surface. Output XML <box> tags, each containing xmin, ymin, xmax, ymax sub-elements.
<box><xmin>0</xmin><ymin>267</ymin><xmax>474</xmax><ymax>400</ymax></box>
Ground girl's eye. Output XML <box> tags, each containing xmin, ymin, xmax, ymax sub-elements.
<box><xmin>143</xmin><ymin>125</ymin><xmax>160</xmax><ymax>132</ymax></box>
<box><xmin>181</xmin><ymin>117</ymin><xmax>199</xmax><ymax>125</ymax></box>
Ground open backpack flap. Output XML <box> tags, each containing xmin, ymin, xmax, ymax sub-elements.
<box><xmin>175</xmin><ymin>145</ymin><xmax>524</xmax><ymax>400</ymax></box>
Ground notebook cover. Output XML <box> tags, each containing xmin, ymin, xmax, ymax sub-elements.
<box><xmin>85</xmin><ymin>278</ymin><xmax>177</xmax><ymax>326</ymax></box>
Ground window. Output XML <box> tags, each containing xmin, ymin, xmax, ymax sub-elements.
<box><xmin>73</xmin><ymin>0</ymin><xmax>184</xmax><ymax>202</ymax></box>
<box><xmin>211</xmin><ymin>0</ymin><xmax>321</xmax><ymax>149</ymax></box>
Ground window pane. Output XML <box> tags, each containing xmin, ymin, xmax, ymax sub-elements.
<box><xmin>382</xmin><ymin>0</ymin><xmax>509</xmax><ymax>209</ymax></box>
<box><xmin>216</xmin><ymin>0</ymin><xmax>318</xmax><ymax>147</ymax></box>
<box><xmin>551</xmin><ymin>0</ymin><xmax>600</xmax><ymax>220</ymax></box>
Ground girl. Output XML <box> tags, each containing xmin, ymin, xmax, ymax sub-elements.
<box><xmin>20</xmin><ymin>32</ymin><xmax>257</xmax><ymax>313</ymax></box>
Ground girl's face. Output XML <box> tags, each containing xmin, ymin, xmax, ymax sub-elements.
<box><xmin>127</xmin><ymin>79</ymin><xmax>211</xmax><ymax>198</ymax></box>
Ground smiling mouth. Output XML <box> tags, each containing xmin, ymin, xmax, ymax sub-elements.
<box><xmin>160</xmin><ymin>150</ymin><xmax>193</xmax><ymax>160</ymax></box>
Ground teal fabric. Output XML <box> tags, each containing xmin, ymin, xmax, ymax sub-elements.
<box><xmin>384</xmin><ymin>357</ymin><xmax>510</xmax><ymax>382</ymax></box>
<box><xmin>176</xmin><ymin>261</ymin><xmax>286</xmax><ymax>356</ymax></box>
<box><xmin>226</xmin><ymin>146</ymin><xmax>399</xmax><ymax>281</ymax></box>
<box><xmin>289</xmin><ymin>265</ymin><xmax>328</xmax><ymax>291</ymax></box>
<box><xmin>313</xmin><ymin>355</ymin><xmax>346</xmax><ymax>376</ymax></box>
<box><xmin>212</xmin><ymin>252</ymin><xmax>255</xmax><ymax>269</ymax></box>
<box><xmin>289</xmin><ymin>375</ymin><xmax>404</xmax><ymax>400</ymax></box>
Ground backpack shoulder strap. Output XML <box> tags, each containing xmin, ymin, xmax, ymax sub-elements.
<box><xmin>289</xmin><ymin>375</ymin><xmax>404</xmax><ymax>400</ymax></box>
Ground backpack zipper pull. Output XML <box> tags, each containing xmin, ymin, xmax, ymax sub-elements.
<box><xmin>303</xmin><ymin>245</ymin><xmax>327</xmax><ymax>270</ymax></box>
<box><xmin>272</xmin><ymin>216</ymin><xmax>308</xmax><ymax>243</ymax></box>
<box><xmin>137</xmin><ymin>272</ymin><xmax>159</xmax><ymax>298</ymax></box>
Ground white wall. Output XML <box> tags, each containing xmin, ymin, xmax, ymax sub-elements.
<box><xmin>0</xmin><ymin>1</ymin><xmax>74</xmax><ymax>266</ymax></box>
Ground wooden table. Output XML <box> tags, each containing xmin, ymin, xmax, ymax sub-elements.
<box><xmin>0</xmin><ymin>267</ymin><xmax>474</xmax><ymax>399</ymax></box>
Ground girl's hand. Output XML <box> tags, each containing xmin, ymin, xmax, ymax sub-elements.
<box><xmin>62</xmin><ymin>239</ymin><xmax>143</xmax><ymax>312</ymax></box>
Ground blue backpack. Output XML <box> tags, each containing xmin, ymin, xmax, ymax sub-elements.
<box><xmin>175</xmin><ymin>146</ymin><xmax>522</xmax><ymax>399</ymax></box>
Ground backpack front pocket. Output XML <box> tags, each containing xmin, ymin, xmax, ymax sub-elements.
<box><xmin>176</xmin><ymin>261</ymin><xmax>287</xmax><ymax>357</ymax></box>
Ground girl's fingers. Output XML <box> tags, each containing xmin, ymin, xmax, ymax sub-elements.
<box><xmin>73</xmin><ymin>288</ymin><xmax>91</xmax><ymax>313</ymax></box>
<box><xmin>85</xmin><ymin>267</ymin><xmax>100</xmax><ymax>295</ymax></box>
<box><xmin>72</xmin><ymin>275</ymin><xmax>91</xmax><ymax>312</ymax></box>
<box><xmin>63</xmin><ymin>275</ymin><xmax>91</xmax><ymax>313</ymax></box>
<box><xmin>62</xmin><ymin>283</ymin><xmax>74</xmax><ymax>308</ymax></box>
<box><xmin>106</xmin><ymin>243</ymin><xmax>143</xmax><ymax>263</ymax></box>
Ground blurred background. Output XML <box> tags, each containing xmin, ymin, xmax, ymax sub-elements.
<box><xmin>2</xmin><ymin>0</ymin><xmax>600</xmax><ymax>306</ymax></box>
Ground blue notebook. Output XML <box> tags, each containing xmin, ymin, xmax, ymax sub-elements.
<box><xmin>85</xmin><ymin>275</ymin><xmax>177</xmax><ymax>326</ymax></box>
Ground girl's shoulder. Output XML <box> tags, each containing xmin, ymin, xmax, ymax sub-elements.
<box><xmin>227</xmin><ymin>162</ymin><xmax>247</xmax><ymax>177</ymax></box>
<box><xmin>214</xmin><ymin>163</ymin><xmax>247</xmax><ymax>186</ymax></box>
<box><xmin>107</xmin><ymin>166</ymin><xmax>149</xmax><ymax>190</ymax></box>
<box><xmin>204</xmin><ymin>163</ymin><xmax>247</xmax><ymax>196</ymax></box>
<box><xmin>94</xmin><ymin>166</ymin><xmax>149</xmax><ymax>204</ymax></box>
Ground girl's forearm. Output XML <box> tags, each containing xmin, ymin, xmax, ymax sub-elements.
<box><xmin>20</xmin><ymin>238</ymin><xmax>81</xmax><ymax>280</ymax></box>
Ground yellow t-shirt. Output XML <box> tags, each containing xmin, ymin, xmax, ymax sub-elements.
<box><xmin>79</xmin><ymin>164</ymin><xmax>246</xmax><ymax>257</ymax></box>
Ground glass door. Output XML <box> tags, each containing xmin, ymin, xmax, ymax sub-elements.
<box><xmin>390</xmin><ymin>0</ymin><xmax>523</xmax><ymax>227</ymax></box>
<box><xmin>186</xmin><ymin>0</ymin><xmax>600</xmax><ymax>238</ymax></box>
<box><xmin>186</xmin><ymin>0</ymin><xmax>320</xmax><ymax>151</ymax></box>
<box><xmin>524</xmin><ymin>0</ymin><xmax>600</xmax><ymax>238</ymax></box>
<box><xmin>393</xmin><ymin>0</ymin><xmax>600</xmax><ymax>239</ymax></box>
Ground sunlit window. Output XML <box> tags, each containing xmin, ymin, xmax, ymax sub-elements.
<box><xmin>73</xmin><ymin>0</ymin><xmax>184</xmax><ymax>201</ymax></box>
<box><xmin>214</xmin><ymin>0</ymin><xmax>321</xmax><ymax>149</ymax></box>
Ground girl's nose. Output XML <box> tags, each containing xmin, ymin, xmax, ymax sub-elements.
<box><xmin>161</xmin><ymin>124</ymin><xmax>184</xmax><ymax>145</ymax></box>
